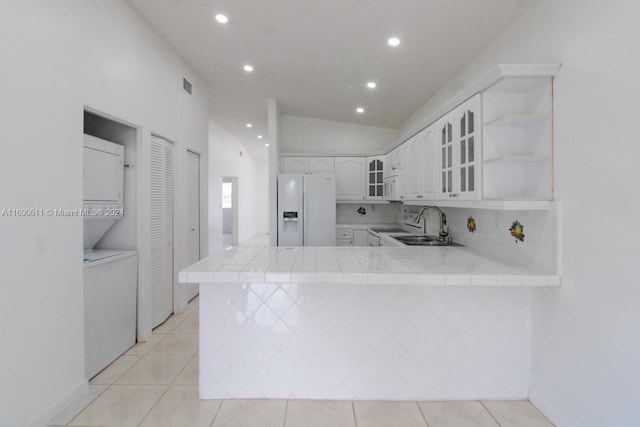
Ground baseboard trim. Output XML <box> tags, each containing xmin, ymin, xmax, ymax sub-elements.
<box><xmin>27</xmin><ymin>379</ymin><xmax>88</xmax><ymax>427</ymax></box>
<box><xmin>137</xmin><ymin>327</ymin><xmax>153</xmax><ymax>343</ymax></box>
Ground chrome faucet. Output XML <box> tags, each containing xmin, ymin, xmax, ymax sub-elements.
<box><xmin>415</xmin><ymin>206</ymin><xmax>449</xmax><ymax>241</ymax></box>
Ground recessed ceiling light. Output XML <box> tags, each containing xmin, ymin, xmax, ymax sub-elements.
<box><xmin>215</xmin><ymin>14</ymin><xmax>228</xmax><ymax>24</ymax></box>
<box><xmin>265</xmin><ymin>143</ymin><xmax>270</xmax><ymax>147</ymax></box>
<box><xmin>356</xmin><ymin>107</ymin><xmax>365</xmax><ymax>114</ymax></box>
<box><xmin>246</xmin><ymin>123</ymin><xmax>252</xmax><ymax>128</ymax></box>
<box><xmin>257</xmin><ymin>135</ymin><xmax>263</xmax><ymax>139</ymax></box>
<box><xmin>388</xmin><ymin>37</ymin><xmax>400</xmax><ymax>47</ymax></box>
<box><xmin>367</xmin><ymin>81</ymin><xmax>377</xmax><ymax>89</ymax></box>
<box><xmin>243</xmin><ymin>64</ymin><xmax>254</xmax><ymax>72</ymax></box>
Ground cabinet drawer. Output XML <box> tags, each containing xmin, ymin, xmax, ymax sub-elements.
<box><xmin>336</xmin><ymin>238</ymin><xmax>354</xmax><ymax>246</ymax></box>
<box><xmin>336</xmin><ymin>229</ymin><xmax>354</xmax><ymax>239</ymax></box>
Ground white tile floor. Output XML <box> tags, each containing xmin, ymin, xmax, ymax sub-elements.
<box><xmin>57</xmin><ymin>296</ymin><xmax>555</xmax><ymax>427</ymax></box>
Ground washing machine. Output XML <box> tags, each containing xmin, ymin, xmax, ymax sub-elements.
<box><xmin>83</xmin><ymin>249</ymin><xmax>138</xmax><ymax>379</ymax></box>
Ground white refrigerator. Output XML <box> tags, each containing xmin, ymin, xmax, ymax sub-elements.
<box><xmin>278</xmin><ymin>173</ymin><xmax>336</xmax><ymax>246</ymax></box>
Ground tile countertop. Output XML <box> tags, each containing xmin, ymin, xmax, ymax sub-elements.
<box><xmin>179</xmin><ymin>246</ymin><xmax>560</xmax><ymax>287</ymax></box>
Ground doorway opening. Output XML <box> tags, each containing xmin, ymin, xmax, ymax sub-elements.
<box><xmin>222</xmin><ymin>176</ymin><xmax>239</xmax><ymax>247</ymax></box>
<box><xmin>185</xmin><ymin>150</ymin><xmax>201</xmax><ymax>302</ymax></box>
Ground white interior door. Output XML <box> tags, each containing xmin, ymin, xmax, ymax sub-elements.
<box><xmin>186</xmin><ymin>150</ymin><xmax>200</xmax><ymax>300</ymax></box>
<box><xmin>150</xmin><ymin>135</ymin><xmax>174</xmax><ymax>328</ymax></box>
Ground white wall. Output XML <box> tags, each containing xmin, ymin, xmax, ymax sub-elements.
<box><xmin>255</xmin><ymin>160</ymin><xmax>270</xmax><ymax>236</ymax></box>
<box><xmin>401</xmin><ymin>1</ymin><xmax>640</xmax><ymax>425</ymax></box>
<box><xmin>0</xmin><ymin>2</ymin><xmax>208</xmax><ymax>426</ymax></box>
<box><xmin>268</xmin><ymin>99</ymin><xmax>281</xmax><ymax>245</ymax></box>
<box><xmin>281</xmin><ymin>114</ymin><xmax>396</xmax><ymax>154</ymax></box>
<box><xmin>208</xmin><ymin>120</ymin><xmax>269</xmax><ymax>250</ymax></box>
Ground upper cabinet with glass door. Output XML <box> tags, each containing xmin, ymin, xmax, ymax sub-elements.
<box><xmin>366</xmin><ymin>156</ymin><xmax>385</xmax><ymax>199</ymax></box>
<box><xmin>439</xmin><ymin>94</ymin><xmax>482</xmax><ymax>201</ymax></box>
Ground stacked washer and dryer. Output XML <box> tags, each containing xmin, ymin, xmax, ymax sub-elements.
<box><xmin>83</xmin><ymin>134</ymin><xmax>137</xmax><ymax>379</ymax></box>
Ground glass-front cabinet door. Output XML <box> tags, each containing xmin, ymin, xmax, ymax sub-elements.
<box><xmin>458</xmin><ymin>108</ymin><xmax>476</xmax><ymax>193</ymax></box>
<box><xmin>440</xmin><ymin>120</ymin><xmax>454</xmax><ymax>197</ymax></box>
<box><xmin>439</xmin><ymin>93</ymin><xmax>481</xmax><ymax>200</ymax></box>
<box><xmin>366</xmin><ymin>156</ymin><xmax>384</xmax><ymax>199</ymax></box>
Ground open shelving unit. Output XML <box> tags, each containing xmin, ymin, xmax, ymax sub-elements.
<box><xmin>482</xmin><ymin>73</ymin><xmax>554</xmax><ymax>203</ymax></box>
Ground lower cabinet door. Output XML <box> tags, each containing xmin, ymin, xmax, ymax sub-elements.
<box><xmin>353</xmin><ymin>229</ymin><xmax>369</xmax><ymax>246</ymax></box>
<box><xmin>336</xmin><ymin>238</ymin><xmax>353</xmax><ymax>246</ymax></box>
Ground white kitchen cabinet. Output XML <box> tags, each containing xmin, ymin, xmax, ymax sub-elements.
<box><xmin>399</xmin><ymin>124</ymin><xmax>438</xmax><ymax>203</ymax></box>
<box><xmin>336</xmin><ymin>228</ymin><xmax>354</xmax><ymax>246</ymax></box>
<box><xmin>336</xmin><ymin>238</ymin><xmax>353</xmax><ymax>246</ymax></box>
<box><xmin>353</xmin><ymin>229</ymin><xmax>369</xmax><ymax>246</ymax></box>
<box><xmin>384</xmin><ymin>146</ymin><xmax>403</xmax><ymax>201</ymax></box>
<box><xmin>335</xmin><ymin>157</ymin><xmax>366</xmax><ymax>200</ymax></box>
<box><xmin>422</xmin><ymin>123</ymin><xmax>439</xmax><ymax>200</ymax></box>
<box><xmin>482</xmin><ymin>77</ymin><xmax>553</xmax><ymax>200</ymax></box>
<box><xmin>282</xmin><ymin>156</ymin><xmax>334</xmax><ymax>174</ymax></box>
<box><xmin>282</xmin><ymin>157</ymin><xmax>308</xmax><ymax>173</ymax></box>
<box><xmin>385</xmin><ymin>146</ymin><xmax>403</xmax><ymax>177</ymax></box>
<box><xmin>366</xmin><ymin>156</ymin><xmax>385</xmax><ymax>199</ymax></box>
<box><xmin>309</xmin><ymin>157</ymin><xmax>334</xmax><ymax>173</ymax></box>
<box><xmin>383</xmin><ymin>152</ymin><xmax>391</xmax><ymax>178</ymax></box>
<box><xmin>400</xmin><ymin>135</ymin><xmax>424</xmax><ymax>201</ymax></box>
<box><xmin>438</xmin><ymin>94</ymin><xmax>482</xmax><ymax>201</ymax></box>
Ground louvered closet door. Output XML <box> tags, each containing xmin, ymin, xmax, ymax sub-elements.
<box><xmin>150</xmin><ymin>136</ymin><xmax>174</xmax><ymax>328</ymax></box>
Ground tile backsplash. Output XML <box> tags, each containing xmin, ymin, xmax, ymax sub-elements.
<box><xmin>336</xmin><ymin>203</ymin><xmax>401</xmax><ymax>225</ymax></box>
<box><xmin>403</xmin><ymin>204</ymin><xmax>559</xmax><ymax>273</ymax></box>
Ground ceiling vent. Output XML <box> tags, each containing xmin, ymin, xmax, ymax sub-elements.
<box><xmin>183</xmin><ymin>78</ymin><xmax>192</xmax><ymax>95</ymax></box>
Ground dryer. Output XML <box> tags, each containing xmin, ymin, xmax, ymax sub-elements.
<box><xmin>83</xmin><ymin>134</ymin><xmax>124</xmax><ymax>250</ymax></box>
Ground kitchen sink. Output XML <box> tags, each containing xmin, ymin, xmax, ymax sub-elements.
<box><xmin>391</xmin><ymin>235</ymin><xmax>462</xmax><ymax>247</ymax></box>
<box><xmin>393</xmin><ymin>235</ymin><xmax>438</xmax><ymax>242</ymax></box>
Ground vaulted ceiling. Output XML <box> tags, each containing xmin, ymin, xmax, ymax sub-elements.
<box><xmin>128</xmin><ymin>0</ymin><xmax>538</xmax><ymax>161</ymax></box>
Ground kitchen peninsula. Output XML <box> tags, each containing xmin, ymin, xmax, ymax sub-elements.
<box><xmin>180</xmin><ymin>245</ymin><xmax>559</xmax><ymax>401</ymax></box>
